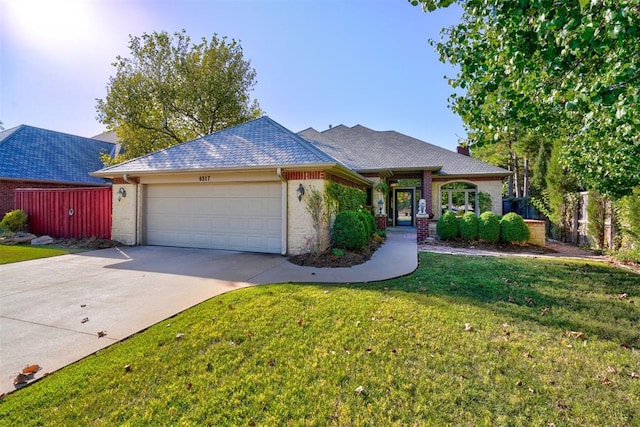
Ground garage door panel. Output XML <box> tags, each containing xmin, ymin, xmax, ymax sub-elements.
<box><xmin>145</xmin><ymin>182</ymin><xmax>282</xmax><ymax>253</ymax></box>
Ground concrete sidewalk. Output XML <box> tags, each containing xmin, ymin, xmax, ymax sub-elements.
<box><xmin>0</xmin><ymin>229</ymin><xmax>416</xmax><ymax>396</ymax></box>
<box><xmin>251</xmin><ymin>229</ymin><xmax>417</xmax><ymax>284</ymax></box>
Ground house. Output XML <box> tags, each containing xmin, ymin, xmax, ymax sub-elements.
<box><xmin>0</xmin><ymin>125</ymin><xmax>115</xmax><ymax>214</ymax></box>
<box><xmin>299</xmin><ymin>124</ymin><xmax>509</xmax><ymax>226</ymax></box>
<box><xmin>92</xmin><ymin>117</ymin><xmax>509</xmax><ymax>255</ymax></box>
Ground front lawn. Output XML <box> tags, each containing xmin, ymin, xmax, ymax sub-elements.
<box><xmin>0</xmin><ymin>244</ymin><xmax>73</xmax><ymax>264</ymax></box>
<box><xmin>1</xmin><ymin>253</ymin><xmax>639</xmax><ymax>425</ymax></box>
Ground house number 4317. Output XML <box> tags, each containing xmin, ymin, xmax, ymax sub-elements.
<box><xmin>199</xmin><ymin>176</ymin><xmax>211</xmax><ymax>182</ymax></box>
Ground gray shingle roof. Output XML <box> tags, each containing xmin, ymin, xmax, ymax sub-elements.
<box><xmin>94</xmin><ymin>117</ymin><xmax>340</xmax><ymax>175</ymax></box>
<box><xmin>0</xmin><ymin>125</ymin><xmax>114</xmax><ymax>185</ymax></box>
<box><xmin>298</xmin><ymin>125</ymin><xmax>510</xmax><ymax>176</ymax></box>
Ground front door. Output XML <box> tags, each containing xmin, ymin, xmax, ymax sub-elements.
<box><xmin>395</xmin><ymin>188</ymin><xmax>414</xmax><ymax>226</ymax></box>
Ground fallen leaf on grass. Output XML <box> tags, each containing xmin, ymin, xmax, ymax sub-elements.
<box><xmin>464</xmin><ymin>323</ymin><xmax>473</xmax><ymax>332</ymax></box>
<box><xmin>630</xmin><ymin>372</ymin><xmax>638</xmax><ymax>379</ymax></box>
<box><xmin>176</xmin><ymin>333</ymin><xmax>184</xmax><ymax>340</ymax></box>
<box><xmin>607</xmin><ymin>366</ymin><xmax>617</xmax><ymax>374</ymax></box>
<box><xmin>618</xmin><ymin>293</ymin><xmax>628</xmax><ymax>299</ymax></box>
<box><xmin>524</xmin><ymin>297</ymin><xmax>534</xmax><ymax>305</ymax></box>
<box><xmin>621</xmin><ymin>342</ymin><xmax>632</xmax><ymax>349</ymax></box>
<box><xmin>541</xmin><ymin>307</ymin><xmax>550</xmax><ymax>316</ymax></box>
<box><xmin>564</xmin><ymin>331</ymin><xmax>584</xmax><ymax>339</ymax></box>
<box><xmin>366</xmin><ymin>348</ymin><xmax>373</xmax><ymax>354</ymax></box>
<box><xmin>124</xmin><ymin>364</ymin><xmax>132</xmax><ymax>372</ymax></box>
<box><xmin>354</xmin><ymin>385</ymin><xmax>365</xmax><ymax>394</ymax></box>
<box><xmin>297</xmin><ymin>318</ymin><xmax>304</xmax><ymax>327</ymax></box>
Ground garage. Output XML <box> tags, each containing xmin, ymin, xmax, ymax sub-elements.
<box><xmin>144</xmin><ymin>182</ymin><xmax>282</xmax><ymax>253</ymax></box>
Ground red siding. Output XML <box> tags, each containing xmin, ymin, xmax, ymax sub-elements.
<box><xmin>13</xmin><ymin>187</ymin><xmax>112</xmax><ymax>239</ymax></box>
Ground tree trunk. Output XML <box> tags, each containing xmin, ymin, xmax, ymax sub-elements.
<box><xmin>512</xmin><ymin>152</ymin><xmax>521</xmax><ymax>198</ymax></box>
<box><xmin>523</xmin><ymin>157</ymin><xmax>530</xmax><ymax>198</ymax></box>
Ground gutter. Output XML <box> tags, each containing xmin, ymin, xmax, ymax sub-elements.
<box><xmin>277</xmin><ymin>167</ymin><xmax>287</xmax><ymax>256</ymax></box>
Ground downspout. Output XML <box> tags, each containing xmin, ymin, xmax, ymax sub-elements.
<box><xmin>123</xmin><ymin>174</ymin><xmax>139</xmax><ymax>246</ymax></box>
<box><xmin>277</xmin><ymin>168</ymin><xmax>287</xmax><ymax>255</ymax></box>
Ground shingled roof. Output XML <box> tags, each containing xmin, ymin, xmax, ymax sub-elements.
<box><xmin>298</xmin><ymin>125</ymin><xmax>510</xmax><ymax>177</ymax></box>
<box><xmin>93</xmin><ymin>116</ymin><xmax>345</xmax><ymax>176</ymax></box>
<box><xmin>0</xmin><ymin>125</ymin><xmax>114</xmax><ymax>185</ymax></box>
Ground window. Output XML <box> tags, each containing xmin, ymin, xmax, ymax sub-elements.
<box><xmin>440</xmin><ymin>182</ymin><xmax>478</xmax><ymax>216</ymax></box>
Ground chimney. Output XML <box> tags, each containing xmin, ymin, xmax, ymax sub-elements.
<box><xmin>456</xmin><ymin>146</ymin><xmax>470</xmax><ymax>156</ymax></box>
<box><xmin>328</xmin><ymin>124</ymin><xmax>332</xmax><ymax>129</ymax></box>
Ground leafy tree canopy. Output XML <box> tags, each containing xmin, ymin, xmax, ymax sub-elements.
<box><xmin>96</xmin><ymin>29</ymin><xmax>262</xmax><ymax>163</ymax></box>
<box><xmin>410</xmin><ymin>0</ymin><xmax>640</xmax><ymax>198</ymax></box>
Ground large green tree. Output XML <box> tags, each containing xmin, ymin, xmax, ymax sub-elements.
<box><xmin>411</xmin><ymin>0</ymin><xmax>640</xmax><ymax>198</ymax></box>
<box><xmin>96</xmin><ymin>30</ymin><xmax>262</xmax><ymax>163</ymax></box>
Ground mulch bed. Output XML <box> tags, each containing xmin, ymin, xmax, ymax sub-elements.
<box><xmin>52</xmin><ymin>237</ymin><xmax>121</xmax><ymax>250</ymax></box>
<box><xmin>288</xmin><ymin>238</ymin><xmax>383</xmax><ymax>268</ymax></box>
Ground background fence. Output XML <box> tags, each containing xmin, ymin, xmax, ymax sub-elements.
<box><xmin>14</xmin><ymin>187</ymin><xmax>112</xmax><ymax>239</ymax></box>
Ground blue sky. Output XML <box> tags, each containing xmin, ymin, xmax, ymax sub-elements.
<box><xmin>0</xmin><ymin>0</ymin><xmax>464</xmax><ymax>150</ymax></box>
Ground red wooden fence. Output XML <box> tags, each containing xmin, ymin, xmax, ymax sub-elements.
<box><xmin>14</xmin><ymin>187</ymin><xmax>112</xmax><ymax>239</ymax></box>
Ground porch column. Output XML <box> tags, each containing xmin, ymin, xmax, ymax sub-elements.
<box><xmin>422</xmin><ymin>170</ymin><xmax>433</xmax><ymax>217</ymax></box>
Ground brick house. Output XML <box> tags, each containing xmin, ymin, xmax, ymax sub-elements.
<box><xmin>92</xmin><ymin>117</ymin><xmax>509</xmax><ymax>255</ymax></box>
<box><xmin>0</xmin><ymin>125</ymin><xmax>114</xmax><ymax>214</ymax></box>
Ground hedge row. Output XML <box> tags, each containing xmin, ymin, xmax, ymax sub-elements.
<box><xmin>437</xmin><ymin>211</ymin><xmax>530</xmax><ymax>243</ymax></box>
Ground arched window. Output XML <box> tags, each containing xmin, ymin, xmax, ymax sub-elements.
<box><xmin>440</xmin><ymin>182</ymin><xmax>478</xmax><ymax>216</ymax></box>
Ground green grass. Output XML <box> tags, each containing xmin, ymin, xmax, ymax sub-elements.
<box><xmin>1</xmin><ymin>253</ymin><xmax>639</xmax><ymax>425</ymax></box>
<box><xmin>0</xmin><ymin>244</ymin><xmax>73</xmax><ymax>264</ymax></box>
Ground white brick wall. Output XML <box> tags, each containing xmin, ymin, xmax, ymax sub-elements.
<box><xmin>287</xmin><ymin>179</ymin><xmax>331</xmax><ymax>255</ymax></box>
<box><xmin>111</xmin><ymin>184</ymin><xmax>138</xmax><ymax>245</ymax></box>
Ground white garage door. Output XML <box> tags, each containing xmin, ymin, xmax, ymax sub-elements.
<box><xmin>145</xmin><ymin>182</ymin><xmax>282</xmax><ymax>253</ymax></box>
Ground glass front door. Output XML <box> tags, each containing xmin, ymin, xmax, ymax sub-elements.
<box><xmin>395</xmin><ymin>188</ymin><xmax>414</xmax><ymax>226</ymax></box>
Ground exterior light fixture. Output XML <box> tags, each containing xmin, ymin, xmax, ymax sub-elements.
<box><xmin>378</xmin><ymin>199</ymin><xmax>384</xmax><ymax>215</ymax></box>
<box><xmin>117</xmin><ymin>187</ymin><xmax>127</xmax><ymax>202</ymax></box>
<box><xmin>297</xmin><ymin>183</ymin><xmax>305</xmax><ymax>201</ymax></box>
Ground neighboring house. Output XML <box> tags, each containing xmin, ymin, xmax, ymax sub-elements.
<box><xmin>93</xmin><ymin>116</ymin><xmax>510</xmax><ymax>255</ymax></box>
<box><xmin>0</xmin><ymin>125</ymin><xmax>114</xmax><ymax>214</ymax></box>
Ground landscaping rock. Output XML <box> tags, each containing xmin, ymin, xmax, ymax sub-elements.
<box><xmin>30</xmin><ymin>235</ymin><xmax>54</xmax><ymax>245</ymax></box>
<box><xmin>0</xmin><ymin>232</ymin><xmax>36</xmax><ymax>245</ymax></box>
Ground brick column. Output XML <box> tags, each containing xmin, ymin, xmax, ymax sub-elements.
<box><xmin>422</xmin><ymin>170</ymin><xmax>433</xmax><ymax>216</ymax></box>
<box><xmin>417</xmin><ymin>214</ymin><xmax>429</xmax><ymax>242</ymax></box>
<box><xmin>375</xmin><ymin>215</ymin><xmax>387</xmax><ymax>230</ymax></box>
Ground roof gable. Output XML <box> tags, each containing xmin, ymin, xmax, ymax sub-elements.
<box><xmin>298</xmin><ymin>125</ymin><xmax>509</xmax><ymax>176</ymax></box>
<box><xmin>0</xmin><ymin>125</ymin><xmax>114</xmax><ymax>185</ymax></box>
<box><xmin>94</xmin><ymin>116</ymin><xmax>341</xmax><ymax>175</ymax></box>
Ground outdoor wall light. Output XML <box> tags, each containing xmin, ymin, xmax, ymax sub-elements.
<box><xmin>297</xmin><ymin>183</ymin><xmax>305</xmax><ymax>201</ymax></box>
<box><xmin>117</xmin><ymin>187</ymin><xmax>127</xmax><ymax>202</ymax></box>
<box><xmin>378</xmin><ymin>199</ymin><xmax>384</xmax><ymax>215</ymax></box>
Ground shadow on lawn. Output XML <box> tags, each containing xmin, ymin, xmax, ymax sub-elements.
<box><xmin>349</xmin><ymin>252</ymin><xmax>640</xmax><ymax>348</ymax></box>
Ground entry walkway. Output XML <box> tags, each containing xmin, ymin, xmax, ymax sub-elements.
<box><xmin>250</xmin><ymin>228</ymin><xmax>418</xmax><ymax>284</ymax></box>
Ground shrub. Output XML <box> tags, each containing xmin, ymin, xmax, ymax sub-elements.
<box><xmin>332</xmin><ymin>211</ymin><xmax>367</xmax><ymax>250</ymax></box>
<box><xmin>478</xmin><ymin>211</ymin><xmax>500</xmax><ymax>242</ymax></box>
<box><xmin>459</xmin><ymin>212</ymin><xmax>479</xmax><ymax>240</ymax></box>
<box><xmin>437</xmin><ymin>211</ymin><xmax>459</xmax><ymax>240</ymax></box>
<box><xmin>0</xmin><ymin>209</ymin><xmax>28</xmax><ymax>233</ymax></box>
<box><xmin>500</xmin><ymin>212</ymin><xmax>530</xmax><ymax>243</ymax></box>
<box><xmin>356</xmin><ymin>210</ymin><xmax>376</xmax><ymax>237</ymax></box>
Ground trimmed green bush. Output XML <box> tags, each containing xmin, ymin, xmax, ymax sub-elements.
<box><xmin>332</xmin><ymin>211</ymin><xmax>367</xmax><ymax>250</ymax></box>
<box><xmin>459</xmin><ymin>212</ymin><xmax>479</xmax><ymax>240</ymax></box>
<box><xmin>478</xmin><ymin>211</ymin><xmax>500</xmax><ymax>242</ymax></box>
<box><xmin>0</xmin><ymin>209</ymin><xmax>28</xmax><ymax>233</ymax></box>
<box><xmin>500</xmin><ymin>212</ymin><xmax>530</xmax><ymax>243</ymax></box>
<box><xmin>437</xmin><ymin>210</ymin><xmax>459</xmax><ymax>240</ymax></box>
<box><xmin>356</xmin><ymin>210</ymin><xmax>376</xmax><ymax>237</ymax></box>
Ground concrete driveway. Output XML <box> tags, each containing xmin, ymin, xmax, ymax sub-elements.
<box><xmin>0</xmin><ymin>231</ymin><xmax>417</xmax><ymax>396</ymax></box>
<box><xmin>0</xmin><ymin>246</ymin><xmax>287</xmax><ymax>396</ymax></box>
